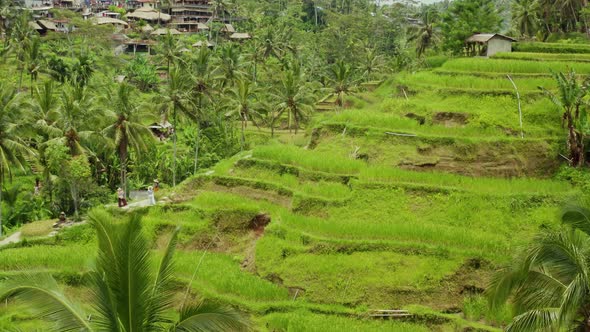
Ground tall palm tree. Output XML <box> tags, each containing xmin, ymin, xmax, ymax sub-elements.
<box><xmin>0</xmin><ymin>210</ymin><xmax>250</xmax><ymax>331</ymax></box>
<box><xmin>409</xmin><ymin>5</ymin><xmax>440</xmax><ymax>57</ymax></box>
<box><xmin>39</xmin><ymin>82</ymin><xmax>102</xmax><ymax>157</ymax></box>
<box><xmin>0</xmin><ymin>84</ymin><xmax>34</xmax><ymax>237</ymax></box>
<box><xmin>539</xmin><ymin>71</ymin><xmax>587</xmax><ymax>167</ymax></box>
<box><xmin>213</xmin><ymin>44</ymin><xmax>244</xmax><ymax>88</ymax></box>
<box><xmin>156</xmin><ymin>31</ymin><xmax>184</xmax><ymax>78</ymax></box>
<box><xmin>155</xmin><ymin>67</ymin><xmax>196</xmax><ymax>186</ymax></box>
<box><xmin>189</xmin><ymin>48</ymin><xmax>215</xmax><ymax>174</ymax></box>
<box><xmin>102</xmin><ymin>83</ymin><xmax>154</xmax><ymax>196</ymax></box>
<box><xmin>25</xmin><ymin>35</ymin><xmax>42</xmax><ymax>97</ymax></box>
<box><xmin>488</xmin><ymin>203</ymin><xmax>590</xmax><ymax>331</ymax></box>
<box><xmin>7</xmin><ymin>11</ymin><xmax>34</xmax><ymax>91</ymax></box>
<box><xmin>273</xmin><ymin>67</ymin><xmax>316</xmax><ymax>134</ymax></box>
<box><xmin>512</xmin><ymin>0</ymin><xmax>540</xmax><ymax>37</ymax></box>
<box><xmin>225</xmin><ymin>78</ymin><xmax>259</xmax><ymax>150</ymax></box>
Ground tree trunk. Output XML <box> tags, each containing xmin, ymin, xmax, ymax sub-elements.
<box><xmin>172</xmin><ymin>106</ymin><xmax>178</xmax><ymax>187</ymax></box>
<box><xmin>567</xmin><ymin>113</ymin><xmax>585</xmax><ymax>167</ymax></box>
<box><xmin>120</xmin><ymin>142</ymin><xmax>128</xmax><ymax>198</ymax></box>
<box><xmin>0</xmin><ymin>176</ymin><xmax>3</xmax><ymax>237</ymax></box>
<box><xmin>193</xmin><ymin>125</ymin><xmax>200</xmax><ymax>174</ymax></box>
<box><xmin>70</xmin><ymin>184</ymin><xmax>79</xmax><ymax>221</ymax></box>
<box><xmin>240</xmin><ymin>119</ymin><xmax>245</xmax><ymax>151</ymax></box>
<box><xmin>18</xmin><ymin>67</ymin><xmax>24</xmax><ymax>92</ymax></box>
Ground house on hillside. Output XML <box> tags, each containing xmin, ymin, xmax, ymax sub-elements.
<box><xmin>127</xmin><ymin>6</ymin><xmax>171</xmax><ymax>24</ymax></box>
<box><xmin>465</xmin><ymin>33</ymin><xmax>516</xmax><ymax>57</ymax></box>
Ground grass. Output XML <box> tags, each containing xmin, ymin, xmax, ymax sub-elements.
<box><xmin>251</xmin><ymin>144</ymin><xmax>365</xmax><ymax>174</ymax></box>
<box><xmin>262</xmin><ymin>310</ymin><xmax>432</xmax><ymax>332</ymax></box>
<box><xmin>397</xmin><ymin>71</ymin><xmax>557</xmax><ymax>92</ymax></box>
<box><xmin>229</xmin><ymin>166</ymin><xmax>352</xmax><ymax>199</ymax></box>
<box><xmin>359</xmin><ymin>166</ymin><xmax>574</xmax><ymax>195</ymax></box>
<box><xmin>256</xmin><ymin>239</ymin><xmax>463</xmax><ymax>306</ymax></box>
<box><xmin>513</xmin><ymin>42</ymin><xmax>590</xmax><ymax>54</ymax></box>
<box><xmin>20</xmin><ymin>219</ymin><xmax>56</xmax><ymax>238</ymax></box>
<box><xmin>493</xmin><ymin>52</ymin><xmax>590</xmax><ymax>62</ymax></box>
<box><xmin>438</xmin><ymin>58</ymin><xmax>590</xmax><ymax>74</ymax></box>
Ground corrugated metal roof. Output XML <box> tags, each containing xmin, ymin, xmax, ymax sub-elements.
<box><xmin>466</xmin><ymin>33</ymin><xmax>517</xmax><ymax>43</ymax></box>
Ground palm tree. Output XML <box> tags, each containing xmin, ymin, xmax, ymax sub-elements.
<box><xmin>539</xmin><ymin>71</ymin><xmax>587</xmax><ymax>167</ymax></box>
<box><xmin>213</xmin><ymin>44</ymin><xmax>244</xmax><ymax>88</ymax></box>
<box><xmin>25</xmin><ymin>35</ymin><xmax>42</xmax><ymax>97</ymax></box>
<box><xmin>358</xmin><ymin>48</ymin><xmax>384</xmax><ymax>82</ymax></box>
<box><xmin>155</xmin><ymin>67</ymin><xmax>196</xmax><ymax>186</ymax></box>
<box><xmin>0</xmin><ymin>210</ymin><xmax>250</xmax><ymax>331</ymax></box>
<box><xmin>7</xmin><ymin>11</ymin><xmax>34</xmax><ymax>91</ymax></box>
<box><xmin>328</xmin><ymin>60</ymin><xmax>358</xmax><ymax>107</ymax></box>
<box><xmin>0</xmin><ymin>84</ymin><xmax>34</xmax><ymax>237</ymax></box>
<box><xmin>39</xmin><ymin>82</ymin><xmax>101</xmax><ymax>157</ymax></box>
<box><xmin>225</xmin><ymin>78</ymin><xmax>259</xmax><ymax>150</ymax></box>
<box><xmin>273</xmin><ymin>67</ymin><xmax>316</xmax><ymax>134</ymax></box>
<box><xmin>512</xmin><ymin>0</ymin><xmax>540</xmax><ymax>37</ymax></box>
<box><xmin>189</xmin><ymin>48</ymin><xmax>215</xmax><ymax>174</ymax></box>
<box><xmin>156</xmin><ymin>31</ymin><xmax>184</xmax><ymax>78</ymax></box>
<box><xmin>211</xmin><ymin>0</ymin><xmax>232</xmax><ymax>22</ymax></box>
<box><xmin>409</xmin><ymin>5</ymin><xmax>440</xmax><ymax>57</ymax></box>
<box><xmin>488</xmin><ymin>203</ymin><xmax>590</xmax><ymax>331</ymax></box>
<box><xmin>102</xmin><ymin>83</ymin><xmax>154</xmax><ymax>197</ymax></box>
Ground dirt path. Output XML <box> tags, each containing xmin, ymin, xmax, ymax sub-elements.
<box><xmin>0</xmin><ymin>231</ymin><xmax>22</xmax><ymax>247</ymax></box>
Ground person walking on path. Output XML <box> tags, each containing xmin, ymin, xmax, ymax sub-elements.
<box><xmin>147</xmin><ymin>186</ymin><xmax>156</xmax><ymax>206</ymax></box>
<box><xmin>117</xmin><ymin>187</ymin><xmax>127</xmax><ymax>207</ymax></box>
<box><xmin>153</xmin><ymin>179</ymin><xmax>160</xmax><ymax>192</ymax></box>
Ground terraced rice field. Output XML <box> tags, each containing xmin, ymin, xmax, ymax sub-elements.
<box><xmin>1</xmin><ymin>48</ymin><xmax>582</xmax><ymax>331</ymax></box>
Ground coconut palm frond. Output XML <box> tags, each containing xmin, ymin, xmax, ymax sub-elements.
<box><xmin>0</xmin><ymin>274</ymin><xmax>93</xmax><ymax>332</ymax></box>
<box><xmin>174</xmin><ymin>300</ymin><xmax>250</xmax><ymax>332</ymax></box>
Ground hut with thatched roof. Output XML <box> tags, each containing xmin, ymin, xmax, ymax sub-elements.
<box><xmin>127</xmin><ymin>7</ymin><xmax>171</xmax><ymax>23</ymax></box>
<box><xmin>229</xmin><ymin>32</ymin><xmax>251</xmax><ymax>41</ymax></box>
<box><xmin>220</xmin><ymin>23</ymin><xmax>235</xmax><ymax>34</ymax></box>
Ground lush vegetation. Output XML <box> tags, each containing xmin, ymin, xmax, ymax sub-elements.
<box><xmin>2</xmin><ymin>0</ymin><xmax>590</xmax><ymax>331</ymax></box>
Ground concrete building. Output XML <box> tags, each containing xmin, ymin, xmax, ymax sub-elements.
<box><xmin>465</xmin><ymin>33</ymin><xmax>517</xmax><ymax>57</ymax></box>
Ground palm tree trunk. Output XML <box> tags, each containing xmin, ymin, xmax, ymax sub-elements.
<box><xmin>18</xmin><ymin>67</ymin><xmax>24</xmax><ymax>92</ymax></box>
<box><xmin>240</xmin><ymin>119</ymin><xmax>245</xmax><ymax>151</ymax></box>
<box><xmin>120</xmin><ymin>143</ymin><xmax>128</xmax><ymax>198</ymax></box>
<box><xmin>0</xmin><ymin>175</ymin><xmax>3</xmax><ymax>237</ymax></box>
<box><xmin>172</xmin><ymin>106</ymin><xmax>178</xmax><ymax>187</ymax></box>
<box><xmin>193</xmin><ymin>125</ymin><xmax>200</xmax><ymax>174</ymax></box>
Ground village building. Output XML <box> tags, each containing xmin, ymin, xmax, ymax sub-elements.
<box><xmin>465</xmin><ymin>33</ymin><xmax>517</xmax><ymax>57</ymax></box>
<box><xmin>127</xmin><ymin>6</ymin><xmax>171</xmax><ymax>24</ymax></box>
